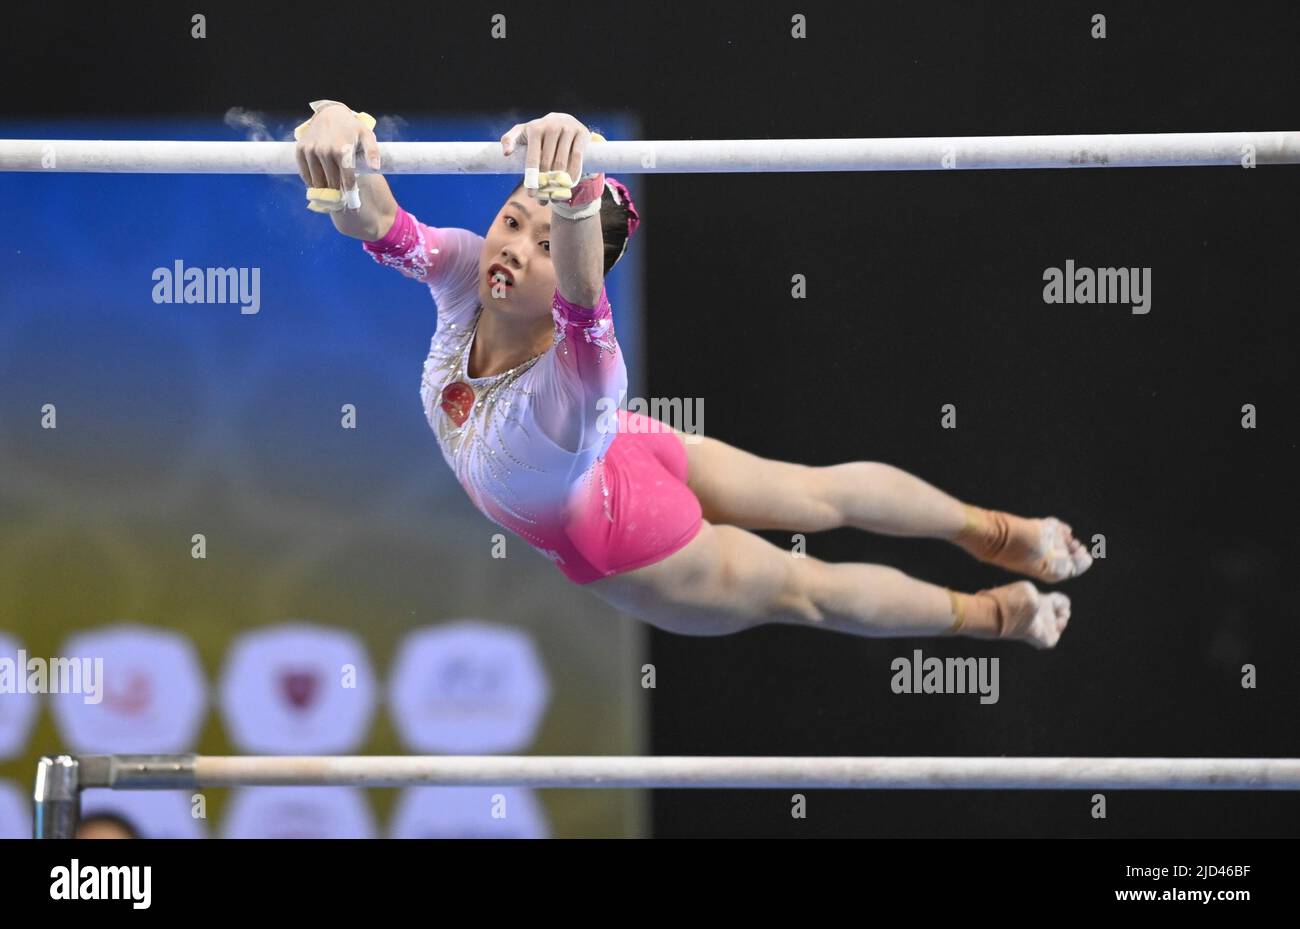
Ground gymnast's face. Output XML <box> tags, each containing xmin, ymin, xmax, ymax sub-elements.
<box><xmin>479</xmin><ymin>189</ymin><xmax>556</xmax><ymax>319</ymax></box>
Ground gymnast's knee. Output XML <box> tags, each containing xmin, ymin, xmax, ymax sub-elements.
<box><xmin>765</xmin><ymin>555</ymin><xmax>828</xmax><ymax>626</ymax></box>
<box><xmin>797</xmin><ymin>465</ymin><xmax>848</xmax><ymax>532</ymax></box>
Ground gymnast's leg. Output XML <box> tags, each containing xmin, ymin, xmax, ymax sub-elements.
<box><xmin>678</xmin><ymin>433</ymin><xmax>1092</xmax><ymax>583</ymax></box>
<box><xmin>586</xmin><ymin>521</ymin><xmax>1070</xmax><ymax>648</ymax></box>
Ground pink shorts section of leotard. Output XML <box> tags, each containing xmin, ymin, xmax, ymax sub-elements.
<box><xmin>560</xmin><ymin>409</ymin><xmax>704</xmax><ymax>584</ymax></box>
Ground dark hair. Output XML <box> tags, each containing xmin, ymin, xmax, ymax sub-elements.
<box><xmin>508</xmin><ymin>180</ymin><xmax>633</xmax><ymax>275</ymax></box>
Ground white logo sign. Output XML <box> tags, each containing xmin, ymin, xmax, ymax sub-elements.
<box><xmin>0</xmin><ymin>635</ymin><xmax>40</xmax><ymax>759</ymax></box>
<box><xmin>222</xmin><ymin>787</ymin><xmax>376</xmax><ymax>839</ymax></box>
<box><xmin>219</xmin><ymin>623</ymin><xmax>377</xmax><ymax>753</ymax></box>
<box><xmin>50</xmin><ymin>627</ymin><xmax>207</xmax><ymax>753</ymax></box>
<box><xmin>388</xmin><ymin>622</ymin><xmax>550</xmax><ymax>753</ymax></box>
<box><xmin>0</xmin><ymin>780</ymin><xmax>29</xmax><ymax>839</ymax></box>
<box><xmin>390</xmin><ymin>786</ymin><xmax>549</xmax><ymax>838</ymax></box>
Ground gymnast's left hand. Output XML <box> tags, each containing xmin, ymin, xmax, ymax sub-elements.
<box><xmin>500</xmin><ymin>113</ymin><xmax>592</xmax><ymax>199</ymax></box>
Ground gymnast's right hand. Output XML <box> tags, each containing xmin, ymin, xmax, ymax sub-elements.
<box><xmin>293</xmin><ymin>101</ymin><xmax>397</xmax><ymax>241</ymax></box>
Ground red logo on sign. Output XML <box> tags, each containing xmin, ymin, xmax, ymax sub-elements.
<box><xmin>280</xmin><ymin>671</ymin><xmax>320</xmax><ymax>710</ymax></box>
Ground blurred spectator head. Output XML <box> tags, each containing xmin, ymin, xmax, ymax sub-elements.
<box><xmin>76</xmin><ymin>811</ymin><xmax>141</xmax><ymax>839</ymax></box>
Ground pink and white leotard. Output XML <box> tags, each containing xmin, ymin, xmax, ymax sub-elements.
<box><xmin>365</xmin><ymin>205</ymin><xmax>703</xmax><ymax>584</ymax></box>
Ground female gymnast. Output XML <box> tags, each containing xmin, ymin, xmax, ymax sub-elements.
<box><xmin>294</xmin><ymin>105</ymin><xmax>1093</xmax><ymax>648</ymax></box>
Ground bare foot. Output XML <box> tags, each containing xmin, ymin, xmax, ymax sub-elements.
<box><xmin>955</xmin><ymin>506</ymin><xmax>1093</xmax><ymax>583</ymax></box>
<box><xmin>980</xmin><ymin>580</ymin><xmax>1071</xmax><ymax>649</ymax></box>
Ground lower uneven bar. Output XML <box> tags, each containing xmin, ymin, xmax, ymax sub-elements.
<box><xmin>81</xmin><ymin>755</ymin><xmax>1300</xmax><ymax>791</ymax></box>
<box><xmin>0</xmin><ymin>132</ymin><xmax>1297</xmax><ymax>174</ymax></box>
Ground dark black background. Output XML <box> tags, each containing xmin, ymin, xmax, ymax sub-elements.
<box><xmin>5</xmin><ymin>0</ymin><xmax>1298</xmax><ymax>838</ymax></box>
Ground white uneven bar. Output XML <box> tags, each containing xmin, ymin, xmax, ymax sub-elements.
<box><xmin>93</xmin><ymin>755</ymin><xmax>1300</xmax><ymax>790</ymax></box>
<box><xmin>0</xmin><ymin>132</ymin><xmax>1297</xmax><ymax>174</ymax></box>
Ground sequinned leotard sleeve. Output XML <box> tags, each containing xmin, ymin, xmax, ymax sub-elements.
<box><xmin>529</xmin><ymin>284</ymin><xmax>629</xmax><ymax>459</ymax></box>
<box><xmin>361</xmin><ymin>205</ymin><xmax>484</xmax><ymax>330</ymax></box>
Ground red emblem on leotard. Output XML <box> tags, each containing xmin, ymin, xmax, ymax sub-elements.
<box><xmin>440</xmin><ymin>381</ymin><xmax>475</xmax><ymax>426</ymax></box>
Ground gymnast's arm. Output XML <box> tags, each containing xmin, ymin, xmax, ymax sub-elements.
<box><xmin>535</xmin><ymin>191</ymin><xmax>625</xmax><ymax>452</ymax></box>
<box><xmin>293</xmin><ymin>101</ymin><xmax>398</xmax><ymax>242</ymax></box>
<box><xmin>501</xmin><ymin>112</ymin><xmax>605</xmax><ymax>305</ymax></box>
<box><xmin>334</xmin><ymin>176</ymin><xmax>398</xmax><ymax>242</ymax></box>
<box><xmin>534</xmin><ymin>151</ymin><xmax>622</xmax><ymax>451</ymax></box>
<box><xmin>549</xmin><ymin>182</ymin><xmax>605</xmax><ymax>308</ymax></box>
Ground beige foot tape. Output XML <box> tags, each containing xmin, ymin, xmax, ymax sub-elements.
<box><xmin>955</xmin><ymin>505</ymin><xmax>1081</xmax><ymax>583</ymax></box>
